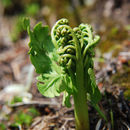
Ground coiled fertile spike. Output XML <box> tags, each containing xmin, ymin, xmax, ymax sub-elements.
<box><xmin>58</xmin><ymin>18</ymin><xmax>69</xmax><ymax>25</ymax></box>
<box><xmin>73</xmin><ymin>27</ymin><xmax>79</xmax><ymax>32</ymax></box>
<box><xmin>73</xmin><ymin>27</ymin><xmax>81</xmax><ymax>36</ymax></box>
<box><xmin>60</xmin><ymin>37</ymin><xmax>67</xmax><ymax>44</ymax></box>
<box><xmin>51</xmin><ymin>18</ymin><xmax>76</xmax><ymax>71</ymax></box>
<box><xmin>66</xmin><ymin>48</ymin><xmax>75</xmax><ymax>54</ymax></box>
<box><xmin>56</xmin><ymin>31</ymin><xmax>60</xmax><ymax>37</ymax></box>
<box><xmin>61</xmin><ymin>28</ymin><xmax>67</xmax><ymax>34</ymax></box>
<box><xmin>79</xmin><ymin>24</ymin><xmax>100</xmax><ymax>67</ymax></box>
<box><xmin>54</xmin><ymin>25</ymin><xmax>74</xmax><ymax>48</ymax></box>
<box><xmin>57</xmin><ymin>45</ymin><xmax>75</xmax><ymax>54</ymax></box>
<box><xmin>73</xmin><ymin>27</ymin><xmax>83</xmax><ymax>48</ymax></box>
<box><xmin>51</xmin><ymin>19</ymin><xmax>69</xmax><ymax>49</ymax></box>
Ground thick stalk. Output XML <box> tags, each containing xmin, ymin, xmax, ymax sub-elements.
<box><xmin>73</xmin><ymin>33</ymin><xmax>89</xmax><ymax>130</ymax></box>
<box><xmin>73</xmin><ymin>56</ymin><xmax>89</xmax><ymax>130</ymax></box>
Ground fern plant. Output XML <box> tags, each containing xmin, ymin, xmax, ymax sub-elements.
<box><xmin>25</xmin><ymin>18</ymin><xmax>106</xmax><ymax>130</ymax></box>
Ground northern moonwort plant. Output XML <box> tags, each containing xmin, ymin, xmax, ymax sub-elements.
<box><xmin>25</xmin><ymin>18</ymin><xmax>107</xmax><ymax>130</ymax></box>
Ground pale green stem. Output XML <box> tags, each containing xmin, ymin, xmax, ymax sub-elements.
<box><xmin>72</xmin><ymin>29</ymin><xmax>90</xmax><ymax>130</ymax></box>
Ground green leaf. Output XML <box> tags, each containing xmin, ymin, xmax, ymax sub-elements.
<box><xmin>84</xmin><ymin>57</ymin><xmax>106</xmax><ymax>120</ymax></box>
<box><xmin>37</xmin><ymin>72</ymin><xmax>61</xmax><ymax>97</ymax></box>
<box><xmin>87</xmin><ymin>68</ymin><xmax>107</xmax><ymax>120</ymax></box>
<box><xmin>37</xmin><ymin>68</ymin><xmax>73</xmax><ymax>98</ymax></box>
<box><xmin>88</xmin><ymin>68</ymin><xmax>101</xmax><ymax>104</ymax></box>
<box><xmin>61</xmin><ymin>74</ymin><xmax>73</xmax><ymax>108</ymax></box>
<box><xmin>36</xmin><ymin>61</ymin><xmax>73</xmax><ymax>106</ymax></box>
<box><xmin>36</xmin><ymin>62</ymin><xmax>67</xmax><ymax>98</ymax></box>
<box><xmin>28</xmin><ymin>23</ymin><xmax>54</xmax><ymax>74</ymax></box>
<box><xmin>62</xmin><ymin>91</ymin><xmax>71</xmax><ymax>108</ymax></box>
<box><xmin>61</xmin><ymin>75</ymin><xmax>73</xmax><ymax>108</ymax></box>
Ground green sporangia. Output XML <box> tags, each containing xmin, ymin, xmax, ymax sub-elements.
<box><xmin>26</xmin><ymin>18</ymin><xmax>107</xmax><ymax>130</ymax></box>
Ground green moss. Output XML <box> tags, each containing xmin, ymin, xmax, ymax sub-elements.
<box><xmin>11</xmin><ymin>16</ymin><xmax>25</xmax><ymax>42</ymax></box>
<box><xmin>14</xmin><ymin>112</ymin><xmax>33</xmax><ymax>126</ymax></box>
<box><xmin>25</xmin><ymin>3</ymin><xmax>40</xmax><ymax>16</ymax></box>
<box><xmin>1</xmin><ymin>0</ymin><xmax>12</xmax><ymax>7</ymax></box>
<box><xmin>111</xmin><ymin>65</ymin><xmax>130</xmax><ymax>100</ymax></box>
<box><xmin>124</xmin><ymin>90</ymin><xmax>130</xmax><ymax>100</ymax></box>
<box><xmin>0</xmin><ymin>123</ymin><xmax>6</xmax><ymax>130</ymax></box>
<box><xmin>11</xmin><ymin>107</ymin><xmax>39</xmax><ymax>127</ymax></box>
<box><xmin>11</xmin><ymin>96</ymin><xmax>23</xmax><ymax>104</ymax></box>
<box><xmin>98</xmin><ymin>21</ymin><xmax>129</xmax><ymax>55</ymax></box>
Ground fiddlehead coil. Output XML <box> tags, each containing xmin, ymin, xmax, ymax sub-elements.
<box><xmin>51</xmin><ymin>19</ymin><xmax>76</xmax><ymax>70</ymax></box>
<box><xmin>78</xmin><ymin>24</ymin><xmax>100</xmax><ymax>66</ymax></box>
<box><xmin>51</xmin><ymin>18</ymin><xmax>100</xmax><ymax>70</ymax></box>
